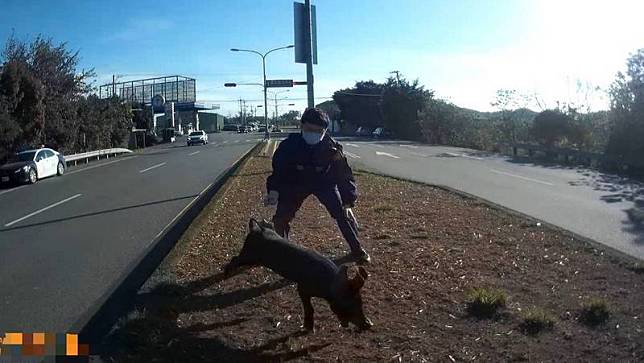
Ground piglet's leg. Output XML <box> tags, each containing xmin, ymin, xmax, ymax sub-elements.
<box><xmin>298</xmin><ymin>287</ymin><xmax>315</xmax><ymax>332</ymax></box>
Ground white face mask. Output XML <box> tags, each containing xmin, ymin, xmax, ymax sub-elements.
<box><xmin>301</xmin><ymin>130</ymin><xmax>325</xmax><ymax>145</ymax></box>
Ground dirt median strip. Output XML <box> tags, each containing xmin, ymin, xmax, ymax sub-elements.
<box><xmin>101</xmin><ymin>146</ymin><xmax>644</xmax><ymax>362</ymax></box>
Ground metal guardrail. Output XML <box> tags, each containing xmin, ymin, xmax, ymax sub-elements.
<box><xmin>64</xmin><ymin>148</ymin><xmax>133</xmax><ymax>166</ymax></box>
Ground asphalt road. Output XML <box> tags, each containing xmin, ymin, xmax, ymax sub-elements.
<box><xmin>338</xmin><ymin>138</ymin><xmax>644</xmax><ymax>261</ymax></box>
<box><xmin>0</xmin><ymin>132</ymin><xmax>261</xmax><ymax>332</ymax></box>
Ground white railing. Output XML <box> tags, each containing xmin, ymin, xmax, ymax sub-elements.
<box><xmin>65</xmin><ymin>148</ymin><xmax>133</xmax><ymax>166</ymax></box>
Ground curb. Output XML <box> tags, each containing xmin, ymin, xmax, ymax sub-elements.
<box><xmin>71</xmin><ymin>141</ymin><xmax>265</xmax><ymax>349</ymax></box>
<box><xmin>355</xmin><ymin>168</ymin><xmax>643</xmax><ymax>266</ymax></box>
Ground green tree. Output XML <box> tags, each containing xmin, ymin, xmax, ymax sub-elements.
<box><xmin>381</xmin><ymin>73</ymin><xmax>433</xmax><ymax>140</ymax></box>
<box><xmin>0</xmin><ymin>59</ymin><xmax>46</xmax><ymax>149</ymax></box>
<box><xmin>606</xmin><ymin>49</ymin><xmax>644</xmax><ymax>165</ymax></box>
<box><xmin>333</xmin><ymin>80</ymin><xmax>384</xmax><ymax>129</ymax></box>
<box><xmin>1</xmin><ymin>35</ymin><xmax>132</xmax><ymax>156</ymax></box>
<box><xmin>418</xmin><ymin>99</ymin><xmax>465</xmax><ymax>145</ymax></box>
<box><xmin>278</xmin><ymin>110</ymin><xmax>301</xmax><ymax>125</ymax></box>
<box><xmin>531</xmin><ymin>109</ymin><xmax>573</xmax><ymax>147</ymax></box>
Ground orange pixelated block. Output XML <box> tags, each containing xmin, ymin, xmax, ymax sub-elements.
<box><xmin>4</xmin><ymin>333</ymin><xmax>22</xmax><ymax>345</ymax></box>
<box><xmin>66</xmin><ymin>333</ymin><xmax>78</xmax><ymax>356</ymax></box>
<box><xmin>33</xmin><ymin>333</ymin><xmax>45</xmax><ymax>345</ymax></box>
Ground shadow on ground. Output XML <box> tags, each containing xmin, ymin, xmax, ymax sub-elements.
<box><xmin>100</xmin><ymin>250</ymin><xmax>356</xmax><ymax>361</ymax></box>
<box><xmin>565</xmin><ymin>168</ymin><xmax>644</xmax><ymax>245</ymax></box>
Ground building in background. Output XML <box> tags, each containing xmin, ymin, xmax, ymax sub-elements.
<box><xmin>98</xmin><ymin>75</ymin><xmax>221</xmax><ymax>135</ymax></box>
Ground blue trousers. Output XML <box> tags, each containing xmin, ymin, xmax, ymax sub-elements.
<box><xmin>272</xmin><ymin>186</ymin><xmax>362</xmax><ymax>252</ymax></box>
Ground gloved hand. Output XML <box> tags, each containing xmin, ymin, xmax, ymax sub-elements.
<box><xmin>264</xmin><ymin>190</ymin><xmax>279</xmax><ymax>207</ymax></box>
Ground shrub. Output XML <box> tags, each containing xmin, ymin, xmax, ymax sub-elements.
<box><xmin>580</xmin><ymin>298</ymin><xmax>610</xmax><ymax>326</ymax></box>
<box><xmin>466</xmin><ymin>288</ymin><xmax>507</xmax><ymax>318</ymax></box>
<box><xmin>520</xmin><ymin>308</ymin><xmax>555</xmax><ymax>335</ymax></box>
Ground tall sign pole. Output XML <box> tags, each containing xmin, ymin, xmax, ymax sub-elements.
<box><xmin>304</xmin><ymin>0</ymin><xmax>314</xmax><ymax>108</ymax></box>
<box><xmin>295</xmin><ymin>1</ymin><xmax>317</xmax><ymax>108</ymax></box>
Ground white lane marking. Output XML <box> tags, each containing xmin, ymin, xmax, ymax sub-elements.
<box><xmin>410</xmin><ymin>152</ymin><xmax>429</xmax><ymax>157</ymax></box>
<box><xmin>490</xmin><ymin>169</ymin><xmax>554</xmax><ymax>186</ymax></box>
<box><xmin>271</xmin><ymin>139</ymin><xmax>278</xmax><ymax>156</ymax></box>
<box><xmin>5</xmin><ymin>194</ymin><xmax>82</xmax><ymax>227</ymax></box>
<box><xmin>461</xmin><ymin>154</ymin><xmax>483</xmax><ymax>160</ymax></box>
<box><xmin>139</xmin><ymin>162</ymin><xmax>166</xmax><ymax>173</ymax></box>
<box><xmin>442</xmin><ymin>151</ymin><xmax>483</xmax><ymax>160</ymax></box>
<box><xmin>66</xmin><ymin>156</ymin><xmax>137</xmax><ymax>176</ymax></box>
<box><xmin>222</xmin><ymin>141</ymin><xmax>228</xmax><ymax>144</ymax></box>
<box><xmin>399</xmin><ymin>144</ymin><xmax>418</xmax><ymax>149</ymax></box>
<box><xmin>0</xmin><ymin>185</ymin><xmax>28</xmax><ymax>196</ymax></box>
<box><xmin>233</xmin><ymin>140</ymin><xmax>240</xmax><ymax>143</ymax></box>
<box><xmin>373</xmin><ymin>144</ymin><xmax>385</xmax><ymax>148</ymax></box>
<box><xmin>345</xmin><ymin>151</ymin><xmax>361</xmax><ymax>159</ymax></box>
<box><xmin>345</xmin><ymin>143</ymin><xmax>360</xmax><ymax>148</ymax></box>
<box><xmin>375</xmin><ymin>151</ymin><xmax>400</xmax><ymax>159</ymax></box>
<box><xmin>189</xmin><ymin>151</ymin><xmax>200</xmax><ymax>156</ymax></box>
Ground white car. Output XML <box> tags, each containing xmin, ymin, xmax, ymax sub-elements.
<box><xmin>187</xmin><ymin>130</ymin><xmax>208</xmax><ymax>146</ymax></box>
<box><xmin>0</xmin><ymin>148</ymin><xmax>66</xmax><ymax>184</ymax></box>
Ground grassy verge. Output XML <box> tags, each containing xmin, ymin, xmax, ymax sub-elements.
<box><xmin>101</xmin><ymin>144</ymin><xmax>644</xmax><ymax>362</ymax></box>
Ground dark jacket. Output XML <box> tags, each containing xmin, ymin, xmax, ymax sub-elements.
<box><xmin>266</xmin><ymin>133</ymin><xmax>358</xmax><ymax>206</ymax></box>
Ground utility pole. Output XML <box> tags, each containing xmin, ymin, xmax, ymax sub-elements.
<box><xmin>238</xmin><ymin>98</ymin><xmax>243</xmax><ymax>125</ymax></box>
<box><xmin>274</xmin><ymin>93</ymin><xmax>279</xmax><ymax>122</ymax></box>
<box><xmin>242</xmin><ymin>100</ymin><xmax>247</xmax><ymax>126</ymax></box>
<box><xmin>112</xmin><ymin>74</ymin><xmax>116</xmax><ymax>96</ymax></box>
<box><xmin>304</xmin><ymin>0</ymin><xmax>314</xmax><ymax>108</ymax></box>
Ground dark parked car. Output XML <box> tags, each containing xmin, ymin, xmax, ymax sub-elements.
<box><xmin>238</xmin><ymin>125</ymin><xmax>250</xmax><ymax>133</ymax></box>
<box><xmin>0</xmin><ymin>148</ymin><xmax>65</xmax><ymax>185</ymax></box>
<box><xmin>372</xmin><ymin>127</ymin><xmax>393</xmax><ymax>139</ymax></box>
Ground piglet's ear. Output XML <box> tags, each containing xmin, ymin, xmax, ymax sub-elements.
<box><xmin>248</xmin><ymin>218</ymin><xmax>261</xmax><ymax>233</ymax></box>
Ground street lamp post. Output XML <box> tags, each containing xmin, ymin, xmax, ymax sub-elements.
<box><xmin>268</xmin><ymin>89</ymin><xmax>290</xmax><ymax>121</ymax></box>
<box><xmin>230</xmin><ymin>45</ymin><xmax>294</xmax><ymax>139</ymax></box>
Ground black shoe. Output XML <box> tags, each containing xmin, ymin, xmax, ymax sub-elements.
<box><xmin>351</xmin><ymin>248</ymin><xmax>371</xmax><ymax>264</ymax></box>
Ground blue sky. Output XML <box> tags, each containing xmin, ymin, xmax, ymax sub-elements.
<box><xmin>2</xmin><ymin>0</ymin><xmax>643</xmax><ymax>116</ymax></box>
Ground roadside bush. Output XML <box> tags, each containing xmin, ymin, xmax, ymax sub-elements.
<box><xmin>466</xmin><ymin>288</ymin><xmax>507</xmax><ymax>318</ymax></box>
<box><xmin>580</xmin><ymin>298</ymin><xmax>610</xmax><ymax>326</ymax></box>
<box><xmin>520</xmin><ymin>308</ymin><xmax>555</xmax><ymax>335</ymax></box>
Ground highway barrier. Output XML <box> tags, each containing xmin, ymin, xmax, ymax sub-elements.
<box><xmin>64</xmin><ymin>148</ymin><xmax>133</xmax><ymax>167</ymax></box>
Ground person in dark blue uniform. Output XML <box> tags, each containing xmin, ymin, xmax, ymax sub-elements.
<box><xmin>264</xmin><ymin>108</ymin><xmax>371</xmax><ymax>264</ymax></box>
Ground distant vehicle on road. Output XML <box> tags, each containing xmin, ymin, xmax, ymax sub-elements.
<box><xmin>372</xmin><ymin>127</ymin><xmax>393</xmax><ymax>139</ymax></box>
<box><xmin>355</xmin><ymin>127</ymin><xmax>373</xmax><ymax>137</ymax></box>
<box><xmin>222</xmin><ymin>124</ymin><xmax>240</xmax><ymax>131</ymax></box>
<box><xmin>272</xmin><ymin>125</ymin><xmax>282</xmax><ymax>132</ymax></box>
<box><xmin>0</xmin><ymin>148</ymin><xmax>65</xmax><ymax>184</ymax></box>
<box><xmin>187</xmin><ymin>130</ymin><xmax>208</xmax><ymax>146</ymax></box>
<box><xmin>258</xmin><ymin>126</ymin><xmax>267</xmax><ymax>133</ymax></box>
<box><xmin>238</xmin><ymin>125</ymin><xmax>250</xmax><ymax>133</ymax></box>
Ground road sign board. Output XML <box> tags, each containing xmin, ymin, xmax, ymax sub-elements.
<box><xmin>265</xmin><ymin>79</ymin><xmax>294</xmax><ymax>88</ymax></box>
<box><xmin>294</xmin><ymin>2</ymin><xmax>317</xmax><ymax>64</ymax></box>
